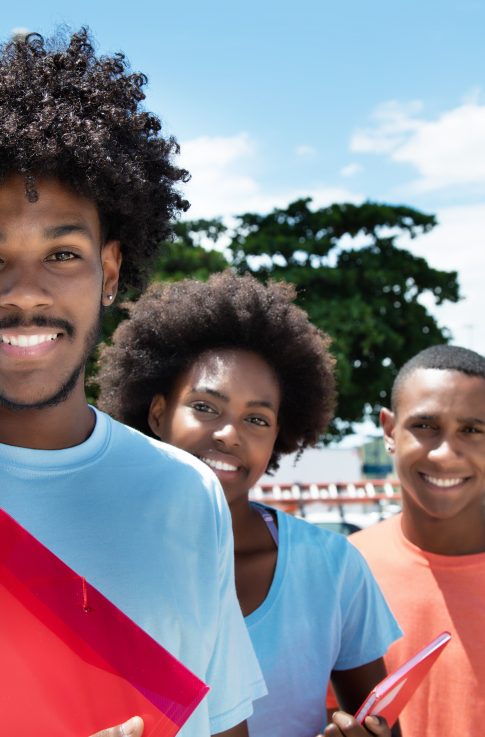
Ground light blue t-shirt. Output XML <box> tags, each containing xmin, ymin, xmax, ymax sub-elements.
<box><xmin>246</xmin><ymin>507</ymin><xmax>402</xmax><ymax>737</ymax></box>
<box><xmin>0</xmin><ymin>408</ymin><xmax>266</xmax><ymax>736</ymax></box>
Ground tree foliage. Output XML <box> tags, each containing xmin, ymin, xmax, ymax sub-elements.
<box><xmin>152</xmin><ymin>220</ymin><xmax>228</xmax><ymax>282</ymax></box>
<box><xmin>87</xmin><ymin>220</ymin><xmax>228</xmax><ymax>404</ymax></box>
<box><xmin>136</xmin><ymin>199</ymin><xmax>461</xmax><ymax>438</ymax></box>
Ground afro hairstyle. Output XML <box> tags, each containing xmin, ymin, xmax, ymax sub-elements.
<box><xmin>0</xmin><ymin>27</ymin><xmax>189</xmax><ymax>292</ymax></box>
<box><xmin>97</xmin><ymin>270</ymin><xmax>337</xmax><ymax>471</ymax></box>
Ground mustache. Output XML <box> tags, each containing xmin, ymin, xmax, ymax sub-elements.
<box><xmin>0</xmin><ymin>315</ymin><xmax>75</xmax><ymax>338</ymax></box>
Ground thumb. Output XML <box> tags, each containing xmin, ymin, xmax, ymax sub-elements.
<box><xmin>120</xmin><ymin>717</ymin><xmax>144</xmax><ymax>737</ymax></box>
<box><xmin>90</xmin><ymin>716</ymin><xmax>144</xmax><ymax>737</ymax></box>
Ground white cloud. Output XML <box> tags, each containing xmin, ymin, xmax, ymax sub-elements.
<box><xmin>340</xmin><ymin>163</ymin><xmax>363</xmax><ymax>178</ymax></box>
<box><xmin>181</xmin><ymin>133</ymin><xmax>254</xmax><ymax>170</ymax></box>
<box><xmin>351</xmin><ymin>100</ymin><xmax>423</xmax><ymax>154</ymax></box>
<box><xmin>179</xmin><ymin>133</ymin><xmax>258</xmax><ymax>219</ymax></box>
<box><xmin>180</xmin><ymin>133</ymin><xmax>361</xmax><ymax>219</ymax></box>
<box><xmin>295</xmin><ymin>144</ymin><xmax>317</xmax><ymax>157</ymax></box>
<box><xmin>401</xmin><ymin>202</ymin><xmax>485</xmax><ymax>352</ymax></box>
<box><xmin>351</xmin><ymin>98</ymin><xmax>485</xmax><ymax>192</ymax></box>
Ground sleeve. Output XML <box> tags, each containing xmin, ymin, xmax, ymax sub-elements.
<box><xmin>205</xmin><ymin>489</ymin><xmax>267</xmax><ymax>734</ymax></box>
<box><xmin>332</xmin><ymin>542</ymin><xmax>402</xmax><ymax>671</ymax></box>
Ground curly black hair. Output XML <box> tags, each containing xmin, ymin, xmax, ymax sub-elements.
<box><xmin>0</xmin><ymin>27</ymin><xmax>189</xmax><ymax>292</ymax></box>
<box><xmin>97</xmin><ymin>271</ymin><xmax>337</xmax><ymax>471</ymax></box>
<box><xmin>391</xmin><ymin>344</ymin><xmax>485</xmax><ymax>411</ymax></box>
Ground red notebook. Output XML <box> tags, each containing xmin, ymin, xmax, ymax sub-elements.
<box><xmin>0</xmin><ymin>508</ymin><xmax>209</xmax><ymax>737</ymax></box>
<box><xmin>355</xmin><ymin>631</ymin><xmax>451</xmax><ymax>727</ymax></box>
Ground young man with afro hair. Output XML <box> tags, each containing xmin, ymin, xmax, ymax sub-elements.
<box><xmin>0</xmin><ymin>28</ymin><xmax>265</xmax><ymax>737</ymax></box>
<box><xmin>349</xmin><ymin>344</ymin><xmax>485</xmax><ymax>736</ymax></box>
<box><xmin>98</xmin><ymin>271</ymin><xmax>402</xmax><ymax>737</ymax></box>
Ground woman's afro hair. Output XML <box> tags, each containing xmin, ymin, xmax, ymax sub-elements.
<box><xmin>97</xmin><ymin>270</ymin><xmax>337</xmax><ymax>471</ymax></box>
<box><xmin>0</xmin><ymin>27</ymin><xmax>189</xmax><ymax>292</ymax></box>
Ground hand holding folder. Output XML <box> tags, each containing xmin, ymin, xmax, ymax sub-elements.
<box><xmin>354</xmin><ymin>631</ymin><xmax>451</xmax><ymax>727</ymax></box>
<box><xmin>0</xmin><ymin>508</ymin><xmax>209</xmax><ymax>737</ymax></box>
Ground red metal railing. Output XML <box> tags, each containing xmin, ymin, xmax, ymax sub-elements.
<box><xmin>249</xmin><ymin>479</ymin><xmax>402</xmax><ymax>515</ymax></box>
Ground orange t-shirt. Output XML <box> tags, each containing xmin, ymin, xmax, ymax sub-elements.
<box><xmin>348</xmin><ymin>514</ymin><xmax>485</xmax><ymax>737</ymax></box>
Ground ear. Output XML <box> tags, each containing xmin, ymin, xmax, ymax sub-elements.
<box><xmin>148</xmin><ymin>394</ymin><xmax>167</xmax><ymax>439</ymax></box>
<box><xmin>101</xmin><ymin>240</ymin><xmax>122</xmax><ymax>307</ymax></box>
<box><xmin>380</xmin><ymin>407</ymin><xmax>396</xmax><ymax>453</ymax></box>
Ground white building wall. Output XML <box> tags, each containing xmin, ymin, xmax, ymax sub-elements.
<box><xmin>260</xmin><ymin>446</ymin><xmax>362</xmax><ymax>485</ymax></box>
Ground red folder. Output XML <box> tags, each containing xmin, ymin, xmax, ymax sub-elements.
<box><xmin>0</xmin><ymin>508</ymin><xmax>209</xmax><ymax>737</ymax></box>
<box><xmin>355</xmin><ymin>631</ymin><xmax>451</xmax><ymax>727</ymax></box>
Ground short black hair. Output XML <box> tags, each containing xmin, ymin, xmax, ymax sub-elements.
<box><xmin>392</xmin><ymin>344</ymin><xmax>485</xmax><ymax>411</ymax></box>
<box><xmin>0</xmin><ymin>27</ymin><xmax>189</xmax><ymax>292</ymax></box>
<box><xmin>97</xmin><ymin>271</ymin><xmax>337</xmax><ymax>471</ymax></box>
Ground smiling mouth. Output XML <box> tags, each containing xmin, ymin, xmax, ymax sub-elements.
<box><xmin>421</xmin><ymin>474</ymin><xmax>468</xmax><ymax>488</ymax></box>
<box><xmin>199</xmin><ymin>456</ymin><xmax>240</xmax><ymax>473</ymax></box>
<box><xmin>0</xmin><ymin>333</ymin><xmax>60</xmax><ymax>347</ymax></box>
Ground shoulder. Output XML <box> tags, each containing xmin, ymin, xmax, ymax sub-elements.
<box><xmin>276</xmin><ymin>508</ymin><xmax>365</xmax><ymax>566</ymax></box>
<box><xmin>98</xmin><ymin>409</ymin><xmax>226</xmax><ymax>510</ymax></box>
<box><xmin>350</xmin><ymin>514</ymin><xmax>401</xmax><ymax>555</ymax></box>
<box><xmin>274</xmin><ymin>512</ymin><xmax>387</xmax><ymax>606</ymax></box>
<box><xmin>279</xmin><ymin>509</ymin><xmax>351</xmax><ymax>545</ymax></box>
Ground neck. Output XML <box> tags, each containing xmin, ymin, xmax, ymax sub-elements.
<box><xmin>0</xmin><ymin>385</ymin><xmax>95</xmax><ymax>450</ymax></box>
<box><xmin>229</xmin><ymin>496</ymin><xmax>275</xmax><ymax>553</ymax></box>
<box><xmin>401</xmin><ymin>499</ymin><xmax>485</xmax><ymax>555</ymax></box>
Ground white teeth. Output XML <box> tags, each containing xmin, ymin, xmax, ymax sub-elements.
<box><xmin>1</xmin><ymin>333</ymin><xmax>58</xmax><ymax>347</ymax></box>
<box><xmin>423</xmin><ymin>475</ymin><xmax>465</xmax><ymax>488</ymax></box>
<box><xmin>201</xmin><ymin>457</ymin><xmax>239</xmax><ymax>472</ymax></box>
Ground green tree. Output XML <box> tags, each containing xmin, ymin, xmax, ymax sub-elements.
<box><xmin>151</xmin><ymin>219</ymin><xmax>229</xmax><ymax>282</ymax></box>
<box><xmin>154</xmin><ymin>199</ymin><xmax>459</xmax><ymax>438</ymax></box>
<box><xmin>87</xmin><ymin>220</ymin><xmax>230</xmax><ymax>404</ymax></box>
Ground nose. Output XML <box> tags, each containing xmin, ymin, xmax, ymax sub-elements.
<box><xmin>213</xmin><ymin>422</ymin><xmax>241</xmax><ymax>448</ymax></box>
<box><xmin>0</xmin><ymin>263</ymin><xmax>53</xmax><ymax>312</ymax></box>
<box><xmin>428</xmin><ymin>436</ymin><xmax>461</xmax><ymax>464</ymax></box>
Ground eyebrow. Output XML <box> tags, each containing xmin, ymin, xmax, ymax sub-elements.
<box><xmin>408</xmin><ymin>413</ymin><xmax>485</xmax><ymax>425</ymax></box>
<box><xmin>192</xmin><ymin>387</ymin><xmax>229</xmax><ymax>402</ymax></box>
<box><xmin>458</xmin><ymin>416</ymin><xmax>485</xmax><ymax>425</ymax></box>
<box><xmin>43</xmin><ymin>224</ymin><xmax>94</xmax><ymax>240</ymax></box>
<box><xmin>408</xmin><ymin>414</ymin><xmax>438</xmax><ymax>421</ymax></box>
<box><xmin>191</xmin><ymin>386</ymin><xmax>277</xmax><ymax>411</ymax></box>
<box><xmin>0</xmin><ymin>223</ymin><xmax>95</xmax><ymax>244</ymax></box>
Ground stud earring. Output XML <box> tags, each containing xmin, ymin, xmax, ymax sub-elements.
<box><xmin>385</xmin><ymin>443</ymin><xmax>394</xmax><ymax>454</ymax></box>
<box><xmin>107</xmin><ymin>294</ymin><xmax>114</xmax><ymax>302</ymax></box>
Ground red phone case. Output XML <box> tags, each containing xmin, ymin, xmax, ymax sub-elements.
<box><xmin>354</xmin><ymin>631</ymin><xmax>451</xmax><ymax>727</ymax></box>
<box><xmin>0</xmin><ymin>508</ymin><xmax>209</xmax><ymax>737</ymax></box>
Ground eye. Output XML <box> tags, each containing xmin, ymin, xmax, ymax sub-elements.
<box><xmin>45</xmin><ymin>250</ymin><xmax>79</xmax><ymax>262</ymax></box>
<box><xmin>412</xmin><ymin>422</ymin><xmax>435</xmax><ymax>430</ymax></box>
<box><xmin>247</xmin><ymin>415</ymin><xmax>271</xmax><ymax>427</ymax></box>
<box><xmin>190</xmin><ymin>401</ymin><xmax>217</xmax><ymax>414</ymax></box>
<box><xmin>462</xmin><ymin>426</ymin><xmax>483</xmax><ymax>434</ymax></box>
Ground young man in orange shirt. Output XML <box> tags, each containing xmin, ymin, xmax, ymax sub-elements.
<box><xmin>351</xmin><ymin>344</ymin><xmax>485</xmax><ymax>736</ymax></box>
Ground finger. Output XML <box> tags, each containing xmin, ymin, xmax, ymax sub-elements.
<box><xmin>363</xmin><ymin>715</ymin><xmax>391</xmax><ymax>735</ymax></box>
<box><xmin>322</xmin><ymin>725</ymin><xmax>343</xmax><ymax>736</ymax></box>
<box><xmin>89</xmin><ymin>716</ymin><xmax>144</xmax><ymax>737</ymax></box>
<box><xmin>322</xmin><ymin>712</ymin><xmax>349</xmax><ymax>736</ymax></box>
<box><xmin>325</xmin><ymin>711</ymin><xmax>379</xmax><ymax>735</ymax></box>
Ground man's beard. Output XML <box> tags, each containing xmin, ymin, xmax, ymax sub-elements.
<box><xmin>0</xmin><ymin>309</ymin><xmax>102</xmax><ymax>412</ymax></box>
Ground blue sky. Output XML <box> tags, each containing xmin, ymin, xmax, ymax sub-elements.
<box><xmin>4</xmin><ymin>1</ymin><xmax>485</xmax><ymax>351</ymax></box>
